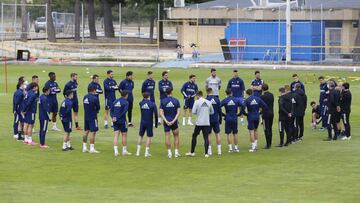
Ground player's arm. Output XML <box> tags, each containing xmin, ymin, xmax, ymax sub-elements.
<box><xmin>171</xmin><ymin>107</ymin><xmax>181</xmax><ymax>125</ymax></box>
<box><xmin>192</xmin><ymin>85</ymin><xmax>198</xmax><ymax>98</ymax></box>
<box><xmin>103</xmin><ymin>80</ymin><xmax>111</xmax><ymax>92</ymax></box>
<box><xmin>110</xmin><ymin>102</ymin><xmax>116</xmax><ymax>122</ymax></box>
<box><xmin>159</xmin><ymin>108</ymin><xmax>168</xmax><ymax>124</ymax></box>
<box><xmin>54</xmin><ymin>83</ymin><xmax>61</xmax><ymax>94</ymax></box>
<box><xmin>192</xmin><ymin>101</ymin><xmax>198</xmax><ymax>115</ymax></box>
<box><xmin>119</xmin><ymin>102</ymin><xmax>129</xmax><ymax>119</ymax></box>
<box><xmin>209</xmin><ymin>103</ymin><xmax>214</xmax><ymax>115</ymax></box>
<box><xmin>218</xmin><ymin>79</ymin><xmax>221</xmax><ymax>90</ymax></box>
<box><xmin>141</xmin><ymin>81</ymin><xmax>146</xmax><ymax>93</ymax></box>
<box><xmin>63</xmin><ymin>83</ymin><xmax>69</xmax><ymax>97</ymax></box>
<box><xmin>181</xmin><ymin>83</ymin><xmax>188</xmax><ymax>98</ymax></box>
<box><xmin>96</xmin><ymin>85</ymin><xmax>103</xmax><ymax>94</ymax></box>
<box><xmin>153</xmin><ymin>104</ymin><xmax>158</xmax><ymax>128</ymax></box>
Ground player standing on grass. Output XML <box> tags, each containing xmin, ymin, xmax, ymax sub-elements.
<box><xmin>181</xmin><ymin>74</ymin><xmax>198</xmax><ymax>126</ymax></box>
<box><xmin>13</xmin><ymin>77</ymin><xmax>25</xmax><ymax>141</ymax></box>
<box><xmin>119</xmin><ymin>71</ymin><xmax>135</xmax><ymax>127</ymax></box>
<box><xmin>290</xmin><ymin>74</ymin><xmax>305</xmax><ymax>93</ymax></box>
<box><xmin>186</xmin><ymin>91</ymin><xmax>214</xmax><ymax>158</ymax></box>
<box><xmin>141</xmin><ymin>71</ymin><xmax>156</xmax><ymax>102</ymax></box>
<box><xmin>318</xmin><ymin>76</ymin><xmax>328</xmax><ymax>130</ymax></box>
<box><xmin>324</xmin><ymin>81</ymin><xmax>341</xmax><ymax>141</ymax></box>
<box><xmin>22</xmin><ymin>82</ymin><xmax>39</xmax><ymax>145</ymax></box>
<box><xmin>38</xmin><ymin>87</ymin><xmax>51</xmax><ymax>148</ymax></box>
<box><xmin>160</xmin><ymin>88</ymin><xmax>181</xmax><ymax>158</ymax></box>
<box><xmin>103</xmin><ymin>70</ymin><xmax>118</xmax><ymax>129</ymax></box>
<box><xmin>242</xmin><ymin>89</ymin><xmax>268</xmax><ymax>152</ymax></box>
<box><xmin>158</xmin><ymin>71</ymin><xmax>173</xmax><ymax>124</ymax></box>
<box><xmin>88</xmin><ymin>74</ymin><xmax>103</xmax><ymax>98</ymax></box>
<box><xmin>277</xmin><ymin>87</ymin><xmax>294</xmax><ymax>147</ymax></box>
<box><xmin>250</xmin><ymin>71</ymin><xmax>264</xmax><ymax>98</ymax></box>
<box><xmin>206</xmin><ymin>68</ymin><xmax>221</xmax><ymax>98</ymax></box>
<box><xmin>292</xmin><ymin>83</ymin><xmax>307</xmax><ymax>142</ymax></box>
<box><xmin>59</xmin><ymin>91</ymin><xmax>74</xmax><ymax>151</ymax></box>
<box><xmin>83</xmin><ymin>86</ymin><xmax>101</xmax><ymax>153</ymax></box>
<box><xmin>136</xmin><ymin>92</ymin><xmax>158</xmax><ymax>157</ymax></box>
<box><xmin>45</xmin><ymin>72</ymin><xmax>62</xmax><ymax>131</ymax></box>
<box><xmin>260</xmin><ymin>84</ymin><xmax>274</xmax><ymax>149</ymax></box>
<box><xmin>227</xmin><ymin>69</ymin><xmax>245</xmax><ymax>125</ymax></box>
<box><xmin>340</xmin><ymin>82</ymin><xmax>352</xmax><ymax>140</ymax></box>
<box><xmin>63</xmin><ymin>73</ymin><xmax>81</xmax><ymax>130</ymax></box>
<box><xmin>220</xmin><ymin>89</ymin><xmax>245</xmax><ymax>153</ymax></box>
<box><xmin>111</xmin><ymin>91</ymin><xmax>132</xmax><ymax>156</ymax></box>
<box><xmin>206</xmin><ymin>88</ymin><xmax>222</xmax><ymax>155</ymax></box>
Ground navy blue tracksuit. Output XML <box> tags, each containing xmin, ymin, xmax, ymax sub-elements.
<box><xmin>13</xmin><ymin>88</ymin><xmax>24</xmax><ymax>136</ymax></box>
<box><xmin>119</xmin><ymin>79</ymin><xmax>134</xmax><ymax>123</ymax></box>
<box><xmin>227</xmin><ymin>77</ymin><xmax>245</xmax><ymax>98</ymax></box>
<box><xmin>242</xmin><ymin>95</ymin><xmax>268</xmax><ymax>130</ymax></box>
<box><xmin>59</xmin><ymin>98</ymin><xmax>73</xmax><ymax>133</ymax></box>
<box><xmin>139</xmin><ymin>99</ymin><xmax>158</xmax><ymax>137</ymax></box>
<box><xmin>220</xmin><ymin>96</ymin><xmax>244</xmax><ymax>134</ymax></box>
<box><xmin>39</xmin><ymin>94</ymin><xmax>50</xmax><ymax>145</ymax></box>
<box><xmin>63</xmin><ymin>80</ymin><xmax>79</xmax><ymax>112</ymax></box>
<box><xmin>319</xmin><ymin>82</ymin><xmax>328</xmax><ymax>128</ymax></box>
<box><xmin>103</xmin><ymin>78</ymin><xmax>118</xmax><ymax>109</ymax></box>
<box><xmin>111</xmin><ymin>98</ymin><xmax>129</xmax><ymax>133</ymax></box>
<box><xmin>142</xmin><ymin>79</ymin><xmax>156</xmax><ymax>102</ymax></box>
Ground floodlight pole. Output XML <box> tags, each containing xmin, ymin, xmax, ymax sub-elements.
<box><xmin>14</xmin><ymin>0</ymin><xmax>17</xmax><ymax>59</ymax></box>
<box><xmin>286</xmin><ymin>0</ymin><xmax>291</xmax><ymax>63</ymax></box>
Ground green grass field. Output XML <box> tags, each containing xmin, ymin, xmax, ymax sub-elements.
<box><xmin>0</xmin><ymin>65</ymin><xmax>360</xmax><ymax>203</ymax></box>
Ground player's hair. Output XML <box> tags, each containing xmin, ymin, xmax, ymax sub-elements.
<box><xmin>29</xmin><ymin>82</ymin><xmax>38</xmax><ymax>90</ymax></box>
<box><xmin>126</xmin><ymin>71</ymin><xmax>133</xmax><ymax>77</ymax></box>
<box><xmin>16</xmin><ymin>76</ymin><xmax>25</xmax><ymax>89</ymax></box>
<box><xmin>92</xmin><ymin>74</ymin><xmax>99</xmax><ymax>80</ymax></box>
<box><xmin>147</xmin><ymin>71</ymin><xmax>153</xmax><ymax>75</ymax></box>
<box><xmin>48</xmin><ymin>72</ymin><xmax>55</xmax><ymax>78</ymax></box>
<box><xmin>162</xmin><ymin>71</ymin><xmax>168</xmax><ymax>77</ymax></box>
<box><xmin>279</xmin><ymin>87</ymin><xmax>285</xmax><ymax>93</ymax></box>
<box><xmin>142</xmin><ymin>92</ymin><xmax>150</xmax><ymax>99</ymax></box>
<box><xmin>88</xmin><ymin>86</ymin><xmax>97</xmax><ymax>92</ymax></box>
<box><xmin>233</xmin><ymin>69</ymin><xmax>238</xmax><ymax>73</ymax></box>
<box><xmin>295</xmin><ymin>83</ymin><xmax>301</xmax><ymax>90</ymax></box>
<box><xmin>328</xmin><ymin>81</ymin><xmax>335</xmax><ymax>88</ymax></box>
<box><xmin>189</xmin><ymin>74</ymin><xmax>196</xmax><ymax>79</ymax></box>
<box><xmin>65</xmin><ymin>90</ymin><xmax>73</xmax><ymax>97</ymax></box>
<box><xmin>211</xmin><ymin>68</ymin><xmax>216</xmax><ymax>73</ymax></box>
<box><xmin>107</xmin><ymin>70</ymin><xmax>113</xmax><ymax>75</ymax></box>
<box><xmin>206</xmin><ymin>88</ymin><xmax>213</xmax><ymax>94</ymax></box>
<box><xmin>342</xmin><ymin>82</ymin><xmax>350</xmax><ymax>90</ymax></box>
<box><xmin>292</xmin><ymin>74</ymin><xmax>298</xmax><ymax>78</ymax></box>
<box><xmin>196</xmin><ymin>91</ymin><xmax>203</xmax><ymax>97</ymax></box>
<box><xmin>262</xmin><ymin>83</ymin><xmax>269</xmax><ymax>91</ymax></box>
<box><xmin>42</xmin><ymin>86</ymin><xmax>50</xmax><ymax>93</ymax></box>
<box><xmin>255</xmin><ymin>70</ymin><xmax>260</xmax><ymax>75</ymax></box>
<box><xmin>225</xmin><ymin>88</ymin><xmax>232</xmax><ymax>96</ymax></box>
<box><xmin>310</xmin><ymin>101</ymin><xmax>316</xmax><ymax>106</ymax></box>
<box><xmin>166</xmin><ymin>87</ymin><xmax>173</xmax><ymax>95</ymax></box>
<box><xmin>318</xmin><ymin>76</ymin><xmax>325</xmax><ymax>80</ymax></box>
<box><xmin>284</xmin><ymin>85</ymin><xmax>290</xmax><ymax>91</ymax></box>
<box><xmin>121</xmin><ymin>90</ymin><xmax>129</xmax><ymax>97</ymax></box>
<box><xmin>32</xmin><ymin>75</ymin><xmax>38</xmax><ymax>80</ymax></box>
<box><xmin>70</xmin><ymin>73</ymin><xmax>77</xmax><ymax>78</ymax></box>
<box><xmin>246</xmin><ymin>88</ymin><xmax>253</xmax><ymax>95</ymax></box>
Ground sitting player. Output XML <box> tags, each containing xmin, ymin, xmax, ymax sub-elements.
<box><xmin>310</xmin><ymin>101</ymin><xmax>321</xmax><ymax>129</ymax></box>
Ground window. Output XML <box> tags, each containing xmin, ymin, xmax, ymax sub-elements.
<box><xmin>325</xmin><ymin>21</ymin><xmax>342</xmax><ymax>28</ymax></box>
<box><xmin>189</xmin><ymin>19</ymin><xmax>226</xmax><ymax>26</ymax></box>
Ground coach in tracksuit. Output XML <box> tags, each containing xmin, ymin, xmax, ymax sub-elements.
<box><xmin>260</xmin><ymin>84</ymin><xmax>274</xmax><ymax>149</ymax></box>
<box><xmin>293</xmin><ymin>83</ymin><xmax>307</xmax><ymax>141</ymax></box>
<box><xmin>45</xmin><ymin>72</ymin><xmax>61</xmax><ymax>131</ymax></box>
<box><xmin>186</xmin><ymin>91</ymin><xmax>214</xmax><ymax>158</ymax></box>
<box><xmin>324</xmin><ymin>82</ymin><xmax>341</xmax><ymax>141</ymax></box>
<box><xmin>88</xmin><ymin>74</ymin><xmax>103</xmax><ymax>98</ymax></box>
<box><xmin>103</xmin><ymin>70</ymin><xmax>118</xmax><ymax>129</ymax></box>
<box><xmin>83</xmin><ymin>86</ymin><xmax>101</xmax><ymax>153</ymax></box>
<box><xmin>141</xmin><ymin>71</ymin><xmax>156</xmax><ymax>102</ymax></box>
<box><xmin>206</xmin><ymin>88</ymin><xmax>222</xmax><ymax>155</ymax></box>
<box><xmin>13</xmin><ymin>77</ymin><xmax>25</xmax><ymax>140</ymax></box>
<box><xmin>38</xmin><ymin>87</ymin><xmax>51</xmax><ymax>148</ymax></box>
<box><xmin>63</xmin><ymin>73</ymin><xmax>80</xmax><ymax>130</ymax></box>
<box><xmin>318</xmin><ymin>76</ymin><xmax>328</xmax><ymax>129</ymax></box>
<box><xmin>119</xmin><ymin>71</ymin><xmax>135</xmax><ymax>127</ymax></box>
<box><xmin>60</xmin><ymin>90</ymin><xmax>74</xmax><ymax>151</ymax></box>
<box><xmin>278</xmin><ymin>87</ymin><xmax>294</xmax><ymax>147</ymax></box>
<box><xmin>136</xmin><ymin>92</ymin><xmax>158</xmax><ymax>157</ymax></box>
<box><xmin>111</xmin><ymin>91</ymin><xmax>131</xmax><ymax>156</ymax></box>
<box><xmin>340</xmin><ymin>82</ymin><xmax>352</xmax><ymax>140</ymax></box>
<box><xmin>181</xmin><ymin>74</ymin><xmax>198</xmax><ymax>126</ymax></box>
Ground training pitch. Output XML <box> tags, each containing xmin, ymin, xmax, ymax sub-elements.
<box><xmin>0</xmin><ymin>65</ymin><xmax>359</xmax><ymax>203</ymax></box>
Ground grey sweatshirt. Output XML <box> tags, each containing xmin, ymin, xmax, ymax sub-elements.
<box><xmin>206</xmin><ymin>76</ymin><xmax>221</xmax><ymax>96</ymax></box>
<box><xmin>192</xmin><ymin>97</ymin><xmax>214</xmax><ymax>126</ymax></box>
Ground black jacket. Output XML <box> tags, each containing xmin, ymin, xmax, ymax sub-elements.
<box><xmin>261</xmin><ymin>91</ymin><xmax>274</xmax><ymax>118</ymax></box>
<box><xmin>327</xmin><ymin>89</ymin><xmax>340</xmax><ymax>114</ymax></box>
<box><xmin>278</xmin><ymin>92</ymin><xmax>293</xmax><ymax>121</ymax></box>
<box><xmin>292</xmin><ymin>89</ymin><xmax>307</xmax><ymax>117</ymax></box>
<box><xmin>341</xmin><ymin>90</ymin><xmax>352</xmax><ymax>114</ymax></box>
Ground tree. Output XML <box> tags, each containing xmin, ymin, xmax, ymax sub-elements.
<box><xmin>353</xmin><ymin>13</ymin><xmax>360</xmax><ymax>62</ymax></box>
<box><xmin>101</xmin><ymin>0</ymin><xmax>115</xmax><ymax>37</ymax></box>
<box><xmin>74</xmin><ymin>0</ymin><xmax>81</xmax><ymax>41</ymax></box>
<box><xmin>45</xmin><ymin>0</ymin><xmax>56</xmax><ymax>42</ymax></box>
<box><xmin>20</xmin><ymin>0</ymin><xmax>28</xmax><ymax>42</ymax></box>
<box><xmin>87</xmin><ymin>0</ymin><xmax>97</xmax><ymax>39</ymax></box>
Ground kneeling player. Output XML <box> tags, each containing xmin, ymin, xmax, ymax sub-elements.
<box><xmin>160</xmin><ymin>88</ymin><xmax>181</xmax><ymax>158</ymax></box>
<box><xmin>310</xmin><ymin>101</ymin><xmax>321</xmax><ymax>129</ymax></box>
<box><xmin>136</xmin><ymin>92</ymin><xmax>158</xmax><ymax>157</ymax></box>
<box><xmin>22</xmin><ymin>82</ymin><xmax>39</xmax><ymax>145</ymax></box>
<box><xmin>60</xmin><ymin>90</ymin><xmax>74</xmax><ymax>151</ymax></box>
<box><xmin>242</xmin><ymin>89</ymin><xmax>268</xmax><ymax>152</ymax></box>
<box><xmin>206</xmin><ymin>88</ymin><xmax>222</xmax><ymax>155</ymax></box>
<box><xmin>111</xmin><ymin>91</ymin><xmax>132</xmax><ymax>156</ymax></box>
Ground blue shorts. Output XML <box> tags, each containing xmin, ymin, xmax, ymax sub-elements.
<box><xmin>84</xmin><ymin>119</ymin><xmax>98</xmax><ymax>132</ymax></box>
<box><xmin>113</xmin><ymin>120</ymin><xmax>128</xmax><ymax>133</ymax></box>
<box><xmin>49</xmin><ymin>100</ymin><xmax>58</xmax><ymax>113</ymax></box>
<box><xmin>225</xmin><ymin>121</ymin><xmax>238</xmax><ymax>134</ymax></box>
<box><xmin>105</xmin><ymin>98</ymin><xmax>114</xmax><ymax>110</ymax></box>
<box><xmin>62</xmin><ymin>120</ymin><xmax>72</xmax><ymax>133</ymax></box>
<box><xmin>72</xmin><ymin>100</ymin><xmax>79</xmax><ymax>113</ymax></box>
<box><xmin>139</xmin><ymin>123</ymin><xmax>153</xmax><ymax>137</ymax></box>
<box><xmin>24</xmin><ymin>112</ymin><xmax>36</xmax><ymax>125</ymax></box>
<box><xmin>183</xmin><ymin>98</ymin><xmax>195</xmax><ymax>109</ymax></box>
<box><xmin>210</xmin><ymin>122</ymin><xmax>220</xmax><ymax>134</ymax></box>
<box><xmin>247</xmin><ymin>119</ymin><xmax>259</xmax><ymax>130</ymax></box>
<box><xmin>163</xmin><ymin>121</ymin><xmax>179</xmax><ymax>133</ymax></box>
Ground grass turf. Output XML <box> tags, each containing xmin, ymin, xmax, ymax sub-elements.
<box><xmin>0</xmin><ymin>65</ymin><xmax>359</xmax><ymax>203</ymax></box>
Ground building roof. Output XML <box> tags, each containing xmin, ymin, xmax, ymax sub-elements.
<box><xmin>186</xmin><ymin>0</ymin><xmax>360</xmax><ymax>10</ymax></box>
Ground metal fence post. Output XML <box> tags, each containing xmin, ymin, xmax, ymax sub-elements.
<box><xmin>14</xmin><ymin>1</ymin><xmax>17</xmax><ymax>58</ymax></box>
<box><xmin>157</xmin><ymin>3</ymin><xmax>160</xmax><ymax>62</ymax></box>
